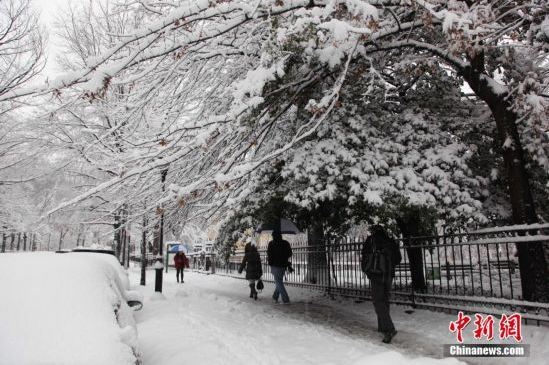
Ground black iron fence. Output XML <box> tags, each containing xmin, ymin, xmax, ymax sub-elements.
<box><xmin>185</xmin><ymin>252</ymin><xmax>215</xmax><ymax>272</ymax></box>
<box><xmin>215</xmin><ymin>224</ymin><xmax>549</xmax><ymax>323</ymax></box>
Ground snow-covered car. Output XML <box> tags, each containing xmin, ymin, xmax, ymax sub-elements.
<box><xmin>0</xmin><ymin>252</ymin><xmax>142</xmax><ymax>365</ymax></box>
<box><xmin>70</xmin><ymin>247</ymin><xmax>144</xmax><ymax>310</ymax></box>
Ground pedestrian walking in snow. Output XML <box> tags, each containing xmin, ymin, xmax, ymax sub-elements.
<box><xmin>174</xmin><ymin>251</ymin><xmax>187</xmax><ymax>283</ymax></box>
<box><xmin>238</xmin><ymin>239</ymin><xmax>263</xmax><ymax>300</ymax></box>
<box><xmin>361</xmin><ymin>224</ymin><xmax>402</xmax><ymax>343</ymax></box>
<box><xmin>267</xmin><ymin>230</ymin><xmax>292</xmax><ymax>304</ymax></box>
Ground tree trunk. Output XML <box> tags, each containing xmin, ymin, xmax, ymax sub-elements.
<box><xmin>124</xmin><ymin>228</ymin><xmax>130</xmax><ymax>269</ymax></box>
<box><xmin>140</xmin><ymin>214</ymin><xmax>148</xmax><ymax>286</ymax></box>
<box><xmin>23</xmin><ymin>232</ymin><xmax>27</xmax><ymax>251</ymax></box>
<box><xmin>10</xmin><ymin>232</ymin><xmax>15</xmax><ymax>251</ymax></box>
<box><xmin>1</xmin><ymin>233</ymin><xmax>6</xmax><ymax>253</ymax></box>
<box><xmin>121</xmin><ymin>227</ymin><xmax>127</xmax><ymax>268</ymax></box>
<box><xmin>461</xmin><ymin>63</ymin><xmax>549</xmax><ymax>301</ymax></box>
<box><xmin>32</xmin><ymin>234</ymin><xmax>37</xmax><ymax>251</ymax></box>
<box><xmin>304</xmin><ymin>222</ymin><xmax>330</xmax><ymax>285</ymax></box>
<box><xmin>397</xmin><ymin>217</ymin><xmax>427</xmax><ymax>293</ymax></box>
<box><xmin>127</xmin><ymin>232</ymin><xmax>131</xmax><ymax>269</ymax></box>
<box><xmin>16</xmin><ymin>232</ymin><xmax>21</xmax><ymax>251</ymax></box>
<box><xmin>58</xmin><ymin>229</ymin><xmax>63</xmax><ymax>251</ymax></box>
<box><xmin>114</xmin><ymin>212</ymin><xmax>122</xmax><ymax>262</ymax></box>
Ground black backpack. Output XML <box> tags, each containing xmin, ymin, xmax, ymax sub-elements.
<box><xmin>361</xmin><ymin>236</ymin><xmax>390</xmax><ymax>277</ymax></box>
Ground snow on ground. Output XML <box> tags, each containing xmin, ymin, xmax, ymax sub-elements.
<box><xmin>130</xmin><ymin>268</ymin><xmax>549</xmax><ymax>365</ymax></box>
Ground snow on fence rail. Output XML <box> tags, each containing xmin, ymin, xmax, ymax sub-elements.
<box><xmin>215</xmin><ymin>225</ymin><xmax>549</xmax><ymax>324</ymax></box>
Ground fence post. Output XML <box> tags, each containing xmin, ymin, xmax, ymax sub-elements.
<box><xmin>327</xmin><ymin>238</ymin><xmax>332</xmax><ymax>298</ymax></box>
<box><xmin>406</xmin><ymin>235</ymin><xmax>416</xmax><ymax>308</ymax></box>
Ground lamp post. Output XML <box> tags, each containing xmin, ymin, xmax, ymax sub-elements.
<box><xmin>154</xmin><ymin>167</ymin><xmax>168</xmax><ymax>293</ymax></box>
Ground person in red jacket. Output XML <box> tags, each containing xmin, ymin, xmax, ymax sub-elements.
<box><xmin>174</xmin><ymin>251</ymin><xmax>187</xmax><ymax>283</ymax></box>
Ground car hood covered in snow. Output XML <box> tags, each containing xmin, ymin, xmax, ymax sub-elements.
<box><xmin>0</xmin><ymin>252</ymin><xmax>141</xmax><ymax>365</ymax></box>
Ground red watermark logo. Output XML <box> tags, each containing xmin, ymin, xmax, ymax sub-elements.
<box><xmin>449</xmin><ymin>312</ymin><xmax>522</xmax><ymax>343</ymax></box>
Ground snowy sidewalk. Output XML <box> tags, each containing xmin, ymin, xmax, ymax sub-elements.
<box><xmin>130</xmin><ymin>270</ymin><xmax>548</xmax><ymax>365</ymax></box>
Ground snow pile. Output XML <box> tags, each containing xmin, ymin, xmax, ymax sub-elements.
<box><xmin>0</xmin><ymin>253</ymin><xmax>140</xmax><ymax>365</ymax></box>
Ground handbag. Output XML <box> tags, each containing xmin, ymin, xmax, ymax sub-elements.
<box><xmin>256</xmin><ymin>279</ymin><xmax>264</xmax><ymax>291</ymax></box>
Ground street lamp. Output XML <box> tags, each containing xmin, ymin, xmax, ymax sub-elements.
<box><xmin>154</xmin><ymin>167</ymin><xmax>168</xmax><ymax>293</ymax></box>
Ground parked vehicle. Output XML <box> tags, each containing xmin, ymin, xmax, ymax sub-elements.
<box><xmin>70</xmin><ymin>246</ymin><xmax>144</xmax><ymax>310</ymax></box>
<box><xmin>0</xmin><ymin>252</ymin><xmax>143</xmax><ymax>365</ymax></box>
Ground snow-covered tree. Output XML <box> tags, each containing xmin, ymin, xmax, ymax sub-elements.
<box><xmin>2</xmin><ymin>0</ymin><xmax>548</xmax><ymax>299</ymax></box>
<box><xmin>0</xmin><ymin>0</ymin><xmax>44</xmax><ymax>102</ymax></box>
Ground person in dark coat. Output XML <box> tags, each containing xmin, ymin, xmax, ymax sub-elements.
<box><xmin>361</xmin><ymin>224</ymin><xmax>402</xmax><ymax>343</ymax></box>
<box><xmin>174</xmin><ymin>251</ymin><xmax>187</xmax><ymax>283</ymax></box>
<box><xmin>267</xmin><ymin>230</ymin><xmax>292</xmax><ymax>304</ymax></box>
<box><xmin>238</xmin><ymin>240</ymin><xmax>263</xmax><ymax>300</ymax></box>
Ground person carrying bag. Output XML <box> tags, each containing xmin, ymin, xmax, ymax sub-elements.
<box><xmin>361</xmin><ymin>225</ymin><xmax>402</xmax><ymax>344</ymax></box>
<box><xmin>238</xmin><ymin>239</ymin><xmax>263</xmax><ymax>300</ymax></box>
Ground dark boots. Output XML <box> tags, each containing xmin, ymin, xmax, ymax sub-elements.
<box><xmin>249</xmin><ymin>284</ymin><xmax>257</xmax><ymax>300</ymax></box>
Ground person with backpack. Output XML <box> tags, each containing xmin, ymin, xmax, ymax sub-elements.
<box><xmin>174</xmin><ymin>251</ymin><xmax>187</xmax><ymax>283</ymax></box>
<box><xmin>267</xmin><ymin>230</ymin><xmax>292</xmax><ymax>304</ymax></box>
<box><xmin>361</xmin><ymin>224</ymin><xmax>402</xmax><ymax>344</ymax></box>
<box><xmin>238</xmin><ymin>239</ymin><xmax>263</xmax><ymax>300</ymax></box>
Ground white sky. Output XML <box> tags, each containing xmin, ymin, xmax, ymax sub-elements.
<box><xmin>32</xmin><ymin>0</ymin><xmax>73</xmax><ymax>77</ymax></box>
